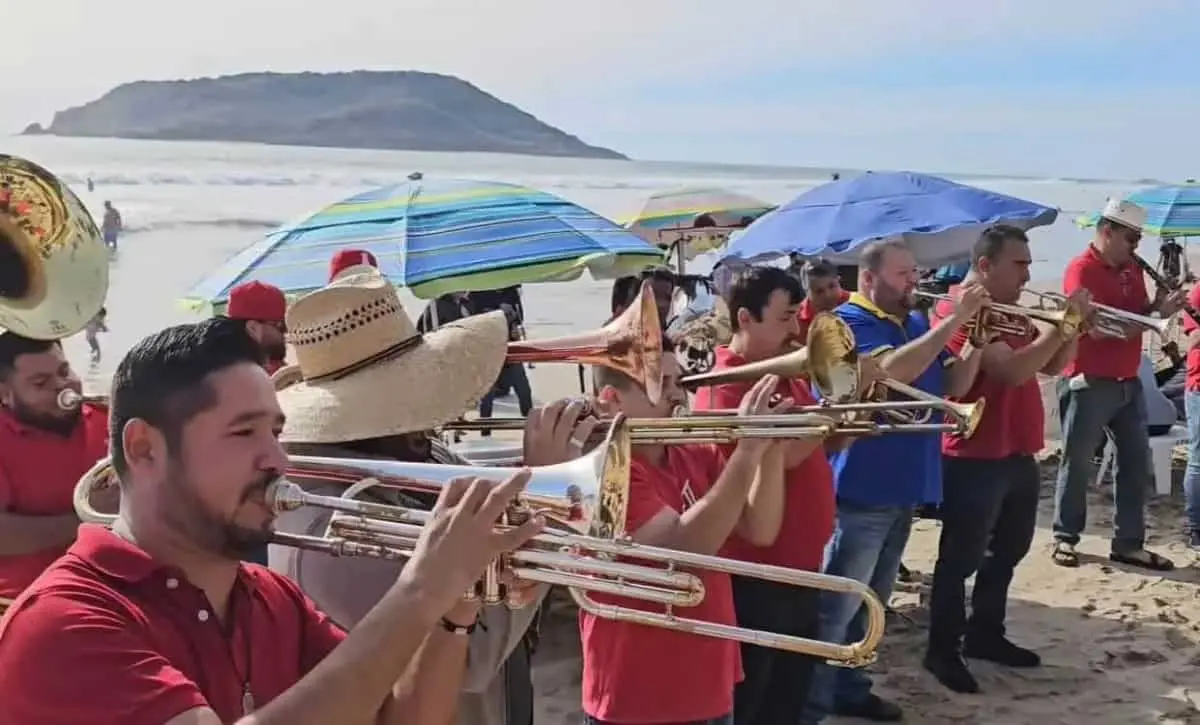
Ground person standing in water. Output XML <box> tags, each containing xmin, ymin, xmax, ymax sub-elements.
<box><xmin>101</xmin><ymin>201</ymin><xmax>121</xmax><ymax>250</ymax></box>
<box><xmin>84</xmin><ymin>308</ymin><xmax>108</xmax><ymax>365</ymax></box>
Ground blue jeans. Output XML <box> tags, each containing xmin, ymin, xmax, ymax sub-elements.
<box><xmin>1053</xmin><ymin>377</ymin><xmax>1149</xmax><ymax>552</ymax></box>
<box><xmin>585</xmin><ymin>715</ymin><xmax>732</xmax><ymax>725</ymax></box>
<box><xmin>802</xmin><ymin>501</ymin><xmax>913</xmax><ymax>722</ymax></box>
<box><xmin>1183</xmin><ymin>391</ymin><xmax>1200</xmax><ymax>535</ymax></box>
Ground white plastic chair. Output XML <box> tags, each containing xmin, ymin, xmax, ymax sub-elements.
<box><xmin>1096</xmin><ymin>424</ymin><xmax>1188</xmax><ymax>495</ymax></box>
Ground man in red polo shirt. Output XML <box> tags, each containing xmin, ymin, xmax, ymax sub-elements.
<box><xmin>583</xmin><ymin>352</ymin><xmax>799</xmax><ymax>725</ymax></box>
<box><xmin>925</xmin><ymin>225</ymin><xmax>1085</xmax><ymax>693</ymax></box>
<box><xmin>797</xmin><ymin>259</ymin><xmax>851</xmax><ymax>343</ymax></box>
<box><xmin>1054</xmin><ymin>199</ymin><xmax>1186</xmax><ymax>572</ymax></box>
<box><xmin>1180</xmin><ymin>284</ymin><xmax>1200</xmax><ymax>549</ymax></box>
<box><xmin>0</xmin><ymin>318</ymin><xmax>545</xmax><ymax>725</ymax></box>
<box><xmin>691</xmin><ymin>266</ymin><xmax>841</xmax><ymax>725</ymax></box>
<box><xmin>224</xmin><ymin>280</ymin><xmax>289</xmax><ymax>376</ymax></box>
<box><xmin>0</xmin><ymin>332</ymin><xmax>109</xmax><ymax>609</ymax></box>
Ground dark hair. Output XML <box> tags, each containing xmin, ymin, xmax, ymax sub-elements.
<box><xmin>726</xmin><ymin>266</ymin><xmax>804</xmax><ymax>332</ymax></box>
<box><xmin>859</xmin><ymin>239</ymin><xmax>912</xmax><ymax>273</ymax></box>
<box><xmin>108</xmin><ymin>318</ymin><xmax>266</xmax><ymax>478</ymax></box>
<box><xmin>972</xmin><ymin>225</ymin><xmax>1029</xmax><ymax>268</ymax></box>
<box><xmin>610</xmin><ymin>266</ymin><xmax>677</xmax><ymax>315</ymax></box>
<box><xmin>0</xmin><ymin>332</ymin><xmax>58</xmax><ymax>380</ymax></box>
<box><xmin>803</xmin><ymin>258</ymin><xmax>838</xmax><ymax>283</ymax></box>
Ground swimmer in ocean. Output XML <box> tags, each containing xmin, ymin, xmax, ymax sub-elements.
<box><xmin>101</xmin><ymin>201</ymin><xmax>122</xmax><ymax>250</ymax></box>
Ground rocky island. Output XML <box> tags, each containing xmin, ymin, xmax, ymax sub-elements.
<box><xmin>23</xmin><ymin>71</ymin><xmax>627</xmax><ymax>160</ymax></box>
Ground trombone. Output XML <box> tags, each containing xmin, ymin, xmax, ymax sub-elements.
<box><xmin>678</xmin><ymin>313</ymin><xmax>985</xmax><ymax>437</ymax></box>
<box><xmin>73</xmin><ymin>417</ymin><xmax>885</xmax><ymax>667</ymax></box>
<box><xmin>507</xmin><ymin>279</ymin><xmax>664</xmax><ymax>402</ymax></box>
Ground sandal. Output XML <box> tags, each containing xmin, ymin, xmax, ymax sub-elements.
<box><xmin>1109</xmin><ymin>550</ymin><xmax>1175</xmax><ymax>572</ymax></box>
<box><xmin>1052</xmin><ymin>541</ymin><xmax>1080</xmax><ymax>568</ymax></box>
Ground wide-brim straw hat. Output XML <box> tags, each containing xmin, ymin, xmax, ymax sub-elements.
<box><xmin>273</xmin><ymin>270</ymin><xmax>508</xmax><ymax>443</ymax></box>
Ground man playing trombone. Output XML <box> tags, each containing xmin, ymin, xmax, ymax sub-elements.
<box><xmin>0</xmin><ymin>318</ymin><xmax>544</xmax><ymax>725</ymax></box>
<box><xmin>806</xmin><ymin>239</ymin><xmax>988</xmax><ymax>724</ymax></box>
<box><xmin>269</xmin><ymin>268</ymin><xmax>589</xmax><ymax>725</ymax></box>
<box><xmin>925</xmin><ymin>225</ymin><xmax>1084</xmax><ymax>693</ymax></box>
<box><xmin>584</xmin><ymin>355</ymin><xmax>798</xmax><ymax>725</ymax></box>
<box><xmin>1052</xmin><ymin>199</ymin><xmax>1185</xmax><ymax>571</ymax></box>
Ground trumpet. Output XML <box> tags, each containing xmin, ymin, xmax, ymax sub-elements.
<box><xmin>73</xmin><ymin>416</ymin><xmax>885</xmax><ymax>667</ymax></box>
<box><xmin>507</xmin><ymin>279</ymin><xmax>664</xmax><ymax>403</ymax></box>
<box><xmin>1134</xmin><ymin>252</ymin><xmax>1200</xmax><ymax>329</ymax></box>
<box><xmin>1022</xmin><ymin>289</ymin><xmax>1168</xmax><ymax>339</ymax></box>
<box><xmin>56</xmin><ymin>389</ymin><xmax>107</xmax><ymax>411</ymax></box>
<box><xmin>913</xmin><ymin>290</ymin><xmax>1086</xmax><ymax>339</ymax></box>
<box><xmin>678</xmin><ymin>313</ymin><xmax>985</xmax><ymax>437</ymax></box>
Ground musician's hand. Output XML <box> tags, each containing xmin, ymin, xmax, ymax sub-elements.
<box><xmin>1161</xmin><ymin>289</ymin><xmax>1188</xmax><ymax>317</ymax></box>
<box><xmin>857</xmin><ymin>355</ymin><xmax>885</xmax><ymax>398</ymax></box>
<box><xmin>952</xmin><ymin>281</ymin><xmax>990</xmax><ymax>321</ymax></box>
<box><xmin>402</xmin><ymin>470</ymin><xmax>543</xmax><ymax>619</ymax></box>
<box><xmin>736</xmin><ymin>374</ymin><xmax>793</xmax><ymax>456</ymax></box>
<box><xmin>523</xmin><ymin>397</ymin><xmax>598</xmax><ymax>466</ymax></box>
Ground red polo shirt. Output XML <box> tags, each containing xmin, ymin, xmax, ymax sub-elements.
<box><xmin>1062</xmin><ymin>245</ymin><xmax>1149</xmax><ymax>380</ymax></box>
<box><xmin>1182</xmin><ymin>285</ymin><xmax>1200</xmax><ymax>392</ymax></box>
<box><xmin>581</xmin><ymin>445</ymin><xmax>741</xmax><ymax>724</ymax></box>
<box><xmin>0</xmin><ymin>525</ymin><xmax>345</xmax><ymax>724</ymax></box>
<box><xmin>692</xmin><ymin>346</ymin><xmax>835</xmax><ymax>572</ymax></box>
<box><xmin>933</xmin><ymin>293</ymin><xmax>1044</xmax><ymax>459</ymax></box>
<box><xmin>0</xmin><ymin>402</ymin><xmax>109</xmax><ymax>598</ymax></box>
<box><xmin>797</xmin><ymin>291</ymin><xmax>852</xmax><ymax>343</ymax></box>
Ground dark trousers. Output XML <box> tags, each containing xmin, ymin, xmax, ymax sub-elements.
<box><xmin>480</xmin><ymin>364</ymin><xmax>534</xmax><ymax>423</ymax></box>
<box><xmin>928</xmin><ymin>455</ymin><xmax>1040</xmax><ymax>650</ymax></box>
<box><xmin>732</xmin><ymin>575</ymin><xmax>819</xmax><ymax>725</ymax></box>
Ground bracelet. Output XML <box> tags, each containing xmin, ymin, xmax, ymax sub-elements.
<box><xmin>439</xmin><ymin>615</ymin><xmax>479</xmax><ymax>636</ymax></box>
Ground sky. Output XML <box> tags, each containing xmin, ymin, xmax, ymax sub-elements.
<box><xmin>4</xmin><ymin>0</ymin><xmax>1199</xmax><ymax>179</ymax></box>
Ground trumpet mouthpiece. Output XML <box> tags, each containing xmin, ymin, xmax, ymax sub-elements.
<box><xmin>57</xmin><ymin>389</ymin><xmax>82</xmax><ymax>410</ymax></box>
<box><xmin>265</xmin><ymin>478</ymin><xmax>306</xmax><ymax>513</ymax></box>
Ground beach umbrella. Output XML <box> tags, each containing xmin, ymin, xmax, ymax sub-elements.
<box><xmin>1074</xmin><ymin>184</ymin><xmax>1200</xmax><ymax>237</ymax></box>
<box><xmin>181</xmin><ymin>174</ymin><xmax>665</xmax><ymax>310</ymax></box>
<box><xmin>720</xmin><ymin>171</ymin><xmax>1059</xmax><ymax>268</ymax></box>
<box><xmin>625</xmin><ymin>187</ymin><xmax>776</xmax><ymax>259</ymax></box>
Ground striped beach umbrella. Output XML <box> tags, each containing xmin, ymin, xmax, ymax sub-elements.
<box><xmin>624</xmin><ymin>187</ymin><xmax>776</xmax><ymax>256</ymax></box>
<box><xmin>1074</xmin><ymin>183</ymin><xmax>1200</xmax><ymax>237</ymax></box>
<box><xmin>182</xmin><ymin>174</ymin><xmax>665</xmax><ymax>310</ymax></box>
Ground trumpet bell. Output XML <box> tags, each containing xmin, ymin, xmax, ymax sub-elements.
<box><xmin>0</xmin><ymin>155</ymin><xmax>109</xmax><ymax>340</ymax></box>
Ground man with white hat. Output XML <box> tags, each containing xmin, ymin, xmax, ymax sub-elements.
<box><xmin>1051</xmin><ymin>198</ymin><xmax>1187</xmax><ymax>571</ymax></box>
<box><xmin>270</xmin><ymin>268</ymin><xmax>597</xmax><ymax>725</ymax></box>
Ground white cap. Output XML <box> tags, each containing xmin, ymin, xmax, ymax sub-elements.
<box><xmin>1100</xmin><ymin>198</ymin><xmax>1147</xmax><ymax>231</ymax></box>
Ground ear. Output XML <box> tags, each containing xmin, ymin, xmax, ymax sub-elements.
<box><xmin>243</xmin><ymin>320</ymin><xmax>265</xmax><ymax>343</ymax></box>
<box><xmin>597</xmin><ymin>385</ymin><xmax>620</xmax><ymax>406</ymax></box>
<box><xmin>121</xmin><ymin>418</ymin><xmax>168</xmax><ymax>474</ymax></box>
<box><xmin>976</xmin><ymin>256</ymin><xmax>991</xmax><ymax>274</ymax></box>
<box><xmin>735</xmin><ymin>307</ymin><xmax>753</xmax><ymax>328</ymax></box>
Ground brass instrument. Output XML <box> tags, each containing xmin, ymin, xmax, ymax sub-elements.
<box><xmin>56</xmin><ymin>389</ymin><xmax>108</xmax><ymax>411</ymax></box>
<box><xmin>1132</xmin><ymin>252</ymin><xmax>1200</xmax><ymax>329</ymax></box>
<box><xmin>73</xmin><ymin>417</ymin><xmax>885</xmax><ymax>666</ymax></box>
<box><xmin>1021</xmin><ymin>289</ymin><xmax>1167</xmax><ymax>338</ymax></box>
<box><xmin>678</xmin><ymin>312</ymin><xmax>985</xmax><ymax>437</ymax></box>
<box><xmin>0</xmin><ymin>155</ymin><xmax>109</xmax><ymax>340</ymax></box>
<box><xmin>508</xmin><ymin>280</ymin><xmax>663</xmax><ymax>403</ymax></box>
<box><xmin>913</xmin><ymin>290</ymin><xmax>1086</xmax><ymax>339</ymax></box>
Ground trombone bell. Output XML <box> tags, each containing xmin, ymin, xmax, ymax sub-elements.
<box><xmin>0</xmin><ymin>155</ymin><xmax>110</xmax><ymax>340</ymax></box>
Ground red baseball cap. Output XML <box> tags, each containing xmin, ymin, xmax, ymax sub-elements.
<box><xmin>329</xmin><ymin>248</ymin><xmax>379</xmax><ymax>282</ymax></box>
<box><xmin>225</xmin><ymin>281</ymin><xmax>287</xmax><ymax>322</ymax></box>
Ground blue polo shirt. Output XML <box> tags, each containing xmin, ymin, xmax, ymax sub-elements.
<box><xmin>829</xmin><ymin>293</ymin><xmax>953</xmax><ymax>508</ymax></box>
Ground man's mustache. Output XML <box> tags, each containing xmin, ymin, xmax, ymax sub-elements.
<box><xmin>242</xmin><ymin>471</ymin><xmax>280</xmax><ymax>503</ymax></box>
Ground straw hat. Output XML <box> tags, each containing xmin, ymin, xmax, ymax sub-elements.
<box><xmin>1101</xmin><ymin>198</ymin><xmax>1147</xmax><ymax>232</ymax></box>
<box><xmin>273</xmin><ymin>271</ymin><xmax>508</xmax><ymax>443</ymax></box>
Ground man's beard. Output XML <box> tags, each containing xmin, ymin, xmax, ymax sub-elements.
<box><xmin>263</xmin><ymin>340</ymin><xmax>287</xmax><ymax>363</ymax></box>
<box><xmin>7</xmin><ymin>397</ymin><xmax>80</xmax><ymax>437</ymax></box>
<box><xmin>158</xmin><ymin>457</ymin><xmax>276</xmax><ymax>560</ymax></box>
<box><xmin>877</xmin><ymin>280</ymin><xmax>914</xmax><ymax>313</ymax></box>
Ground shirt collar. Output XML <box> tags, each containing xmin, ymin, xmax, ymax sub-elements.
<box><xmin>70</xmin><ymin>524</ymin><xmax>258</xmax><ymax>590</ymax></box>
<box><xmin>847</xmin><ymin>292</ymin><xmax>906</xmax><ymax>324</ymax></box>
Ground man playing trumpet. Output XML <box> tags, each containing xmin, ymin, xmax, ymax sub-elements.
<box><xmin>270</xmin><ymin>267</ymin><xmax>591</xmax><ymax>725</ymax></box>
<box><xmin>925</xmin><ymin>225</ymin><xmax>1083</xmax><ymax>693</ymax></box>
<box><xmin>0</xmin><ymin>318</ymin><xmax>544</xmax><ymax>725</ymax></box>
<box><xmin>1053</xmin><ymin>199</ymin><xmax>1185</xmax><ymax>571</ymax></box>
<box><xmin>584</xmin><ymin>354</ymin><xmax>799</xmax><ymax>725</ymax></box>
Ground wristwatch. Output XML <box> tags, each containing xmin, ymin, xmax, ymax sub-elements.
<box><xmin>439</xmin><ymin>615</ymin><xmax>480</xmax><ymax>636</ymax></box>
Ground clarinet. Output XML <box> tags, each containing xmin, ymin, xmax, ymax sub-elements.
<box><xmin>1132</xmin><ymin>253</ymin><xmax>1200</xmax><ymax>328</ymax></box>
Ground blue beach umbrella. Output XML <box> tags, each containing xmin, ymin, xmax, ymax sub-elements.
<box><xmin>720</xmin><ymin>171</ymin><xmax>1058</xmax><ymax>268</ymax></box>
<box><xmin>1074</xmin><ymin>183</ymin><xmax>1200</xmax><ymax>237</ymax></box>
<box><xmin>182</xmin><ymin>174</ymin><xmax>664</xmax><ymax>311</ymax></box>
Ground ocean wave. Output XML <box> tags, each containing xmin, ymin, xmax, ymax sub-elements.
<box><xmin>122</xmin><ymin>218</ymin><xmax>283</xmax><ymax>234</ymax></box>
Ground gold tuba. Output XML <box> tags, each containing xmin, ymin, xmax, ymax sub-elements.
<box><xmin>0</xmin><ymin>155</ymin><xmax>109</xmax><ymax>340</ymax></box>
<box><xmin>73</xmin><ymin>416</ymin><xmax>885</xmax><ymax>667</ymax></box>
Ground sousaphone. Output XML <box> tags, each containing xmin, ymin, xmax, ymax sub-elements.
<box><xmin>0</xmin><ymin>155</ymin><xmax>109</xmax><ymax>340</ymax></box>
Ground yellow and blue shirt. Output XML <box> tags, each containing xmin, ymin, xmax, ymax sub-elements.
<box><xmin>829</xmin><ymin>293</ymin><xmax>953</xmax><ymax>507</ymax></box>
